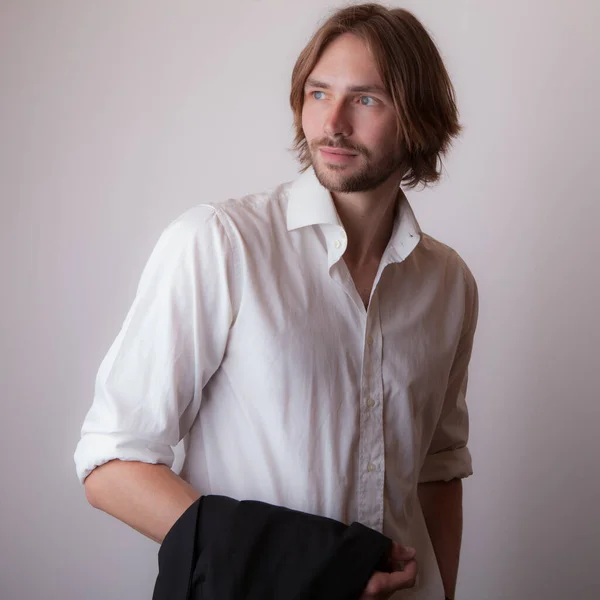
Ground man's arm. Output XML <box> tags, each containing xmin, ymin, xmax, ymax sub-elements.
<box><xmin>75</xmin><ymin>208</ymin><xmax>236</xmax><ymax>543</ymax></box>
<box><xmin>417</xmin><ymin>261</ymin><xmax>478</xmax><ymax>598</ymax></box>
<box><xmin>418</xmin><ymin>478</ymin><xmax>463</xmax><ymax>600</ymax></box>
<box><xmin>85</xmin><ymin>459</ymin><xmax>201</xmax><ymax>544</ymax></box>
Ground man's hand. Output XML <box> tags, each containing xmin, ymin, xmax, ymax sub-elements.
<box><xmin>359</xmin><ymin>541</ymin><xmax>418</xmax><ymax>599</ymax></box>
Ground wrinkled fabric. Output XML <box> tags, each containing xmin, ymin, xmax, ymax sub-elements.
<box><xmin>153</xmin><ymin>495</ymin><xmax>393</xmax><ymax>600</ymax></box>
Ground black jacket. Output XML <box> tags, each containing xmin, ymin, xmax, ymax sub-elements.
<box><xmin>152</xmin><ymin>494</ymin><xmax>395</xmax><ymax>600</ymax></box>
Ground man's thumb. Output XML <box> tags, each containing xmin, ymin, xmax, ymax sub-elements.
<box><xmin>391</xmin><ymin>542</ymin><xmax>417</xmax><ymax>561</ymax></box>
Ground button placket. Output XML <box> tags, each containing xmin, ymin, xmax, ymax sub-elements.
<box><xmin>357</xmin><ymin>293</ymin><xmax>386</xmax><ymax>532</ymax></box>
<box><xmin>324</xmin><ymin>225</ymin><xmax>348</xmax><ymax>271</ymax></box>
<box><xmin>333</xmin><ymin>227</ymin><xmax>347</xmax><ymax>251</ymax></box>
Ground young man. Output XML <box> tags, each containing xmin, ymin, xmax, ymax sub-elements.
<box><xmin>75</xmin><ymin>4</ymin><xmax>478</xmax><ymax>599</ymax></box>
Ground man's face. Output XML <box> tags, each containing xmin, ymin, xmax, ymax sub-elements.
<box><xmin>301</xmin><ymin>33</ymin><xmax>404</xmax><ymax>193</ymax></box>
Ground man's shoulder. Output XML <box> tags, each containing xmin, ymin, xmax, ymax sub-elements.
<box><xmin>418</xmin><ymin>232</ymin><xmax>476</xmax><ymax>286</ymax></box>
<box><xmin>195</xmin><ymin>180</ymin><xmax>292</xmax><ymax>226</ymax></box>
<box><xmin>153</xmin><ymin>179</ymin><xmax>293</xmax><ymax>270</ymax></box>
<box><xmin>168</xmin><ymin>180</ymin><xmax>293</xmax><ymax>247</ymax></box>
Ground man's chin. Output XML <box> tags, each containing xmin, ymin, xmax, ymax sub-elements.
<box><xmin>313</xmin><ymin>171</ymin><xmax>350</xmax><ymax>193</ymax></box>
<box><xmin>313</xmin><ymin>163</ymin><xmax>363</xmax><ymax>192</ymax></box>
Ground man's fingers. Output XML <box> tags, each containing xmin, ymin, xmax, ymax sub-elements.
<box><xmin>360</xmin><ymin>543</ymin><xmax>418</xmax><ymax>598</ymax></box>
<box><xmin>362</xmin><ymin>559</ymin><xmax>418</xmax><ymax>596</ymax></box>
<box><xmin>390</xmin><ymin>541</ymin><xmax>417</xmax><ymax>561</ymax></box>
<box><xmin>386</xmin><ymin>559</ymin><xmax>418</xmax><ymax>587</ymax></box>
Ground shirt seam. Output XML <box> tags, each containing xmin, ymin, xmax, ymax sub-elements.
<box><xmin>210</xmin><ymin>205</ymin><xmax>243</xmax><ymax>326</ymax></box>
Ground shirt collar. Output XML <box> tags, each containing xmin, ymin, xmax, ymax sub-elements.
<box><xmin>286</xmin><ymin>166</ymin><xmax>422</xmax><ymax>262</ymax></box>
<box><xmin>286</xmin><ymin>166</ymin><xmax>342</xmax><ymax>230</ymax></box>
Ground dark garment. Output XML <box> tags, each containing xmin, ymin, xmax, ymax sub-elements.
<box><xmin>152</xmin><ymin>495</ymin><xmax>395</xmax><ymax>600</ymax></box>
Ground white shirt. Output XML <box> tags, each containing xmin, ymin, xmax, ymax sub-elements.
<box><xmin>75</xmin><ymin>166</ymin><xmax>478</xmax><ymax>599</ymax></box>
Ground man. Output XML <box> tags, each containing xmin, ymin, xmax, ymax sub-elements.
<box><xmin>75</xmin><ymin>4</ymin><xmax>478</xmax><ymax>599</ymax></box>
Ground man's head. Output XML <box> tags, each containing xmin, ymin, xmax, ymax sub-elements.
<box><xmin>290</xmin><ymin>3</ymin><xmax>462</xmax><ymax>191</ymax></box>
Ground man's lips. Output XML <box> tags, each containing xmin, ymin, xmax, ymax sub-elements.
<box><xmin>319</xmin><ymin>147</ymin><xmax>358</xmax><ymax>156</ymax></box>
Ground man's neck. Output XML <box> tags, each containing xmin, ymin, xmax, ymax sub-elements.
<box><xmin>331</xmin><ymin>176</ymin><xmax>401</xmax><ymax>268</ymax></box>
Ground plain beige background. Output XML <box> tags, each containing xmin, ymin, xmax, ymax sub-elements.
<box><xmin>1</xmin><ymin>1</ymin><xmax>599</xmax><ymax>598</ymax></box>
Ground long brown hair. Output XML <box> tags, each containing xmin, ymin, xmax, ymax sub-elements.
<box><xmin>289</xmin><ymin>3</ymin><xmax>462</xmax><ymax>189</ymax></box>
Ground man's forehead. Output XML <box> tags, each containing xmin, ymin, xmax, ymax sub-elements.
<box><xmin>307</xmin><ymin>36</ymin><xmax>385</xmax><ymax>92</ymax></box>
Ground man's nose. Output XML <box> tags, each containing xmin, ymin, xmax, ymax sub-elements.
<box><xmin>324</xmin><ymin>101</ymin><xmax>353</xmax><ymax>138</ymax></box>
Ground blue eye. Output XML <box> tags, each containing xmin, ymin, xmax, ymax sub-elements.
<box><xmin>360</xmin><ymin>96</ymin><xmax>377</xmax><ymax>106</ymax></box>
<box><xmin>312</xmin><ymin>91</ymin><xmax>325</xmax><ymax>100</ymax></box>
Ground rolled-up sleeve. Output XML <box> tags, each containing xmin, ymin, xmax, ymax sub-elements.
<box><xmin>74</xmin><ymin>205</ymin><xmax>237</xmax><ymax>484</ymax></box>
<box><xmin>419</xmin><ymin>261</ymin><xmax>479</xmax><ymax>484</ymax></box>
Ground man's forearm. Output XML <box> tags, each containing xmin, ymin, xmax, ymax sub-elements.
<box><xmin>84</xmin><ymin>459</ymin><xmax>201</xmax><ymax>544</ymax></box>
<box><xmin>417</xmin><ymin>478</ymin><xmax>463</xmax><ymax>599</ymax></box>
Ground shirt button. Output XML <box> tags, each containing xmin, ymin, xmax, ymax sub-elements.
<box><xmin>366</xmin><ymin>336</ymin><xmax>374</xmax><ymax>345</ymax></box>
<box><xmin>367</xmin><ymin>463</ymin><xmax>376</xmax><ymax>473</ymax></box>
<box><xmin>367</xmin><ymin>397</ymin><xmax>375</xmax><ymax>409</ymax></box>
<box><xmin>334</xmin><ymin>239</ymin><xmax>342</xmax><ymax>249</ymax></box>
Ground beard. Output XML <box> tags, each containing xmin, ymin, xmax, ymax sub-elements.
<box><xmin>309</xmin><ymin>136</ymin><xmax>405</xmax><ymax>193</ymax></box>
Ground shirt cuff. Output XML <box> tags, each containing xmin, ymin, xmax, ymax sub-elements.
<box><xmin>74</xmin><ymin>432</ymin><xmax>175</xmax><ymax>484</ymax></box>
<box><xmin>418</xmin><ymin>446</ymin><xmax>473</xmax><ymax>483</ymax></box>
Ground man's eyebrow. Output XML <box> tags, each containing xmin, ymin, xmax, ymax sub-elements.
<box><xmin>304</xmin><ymin>78</ymin><xmax>388</xmax><ymax>96</ymax></box>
